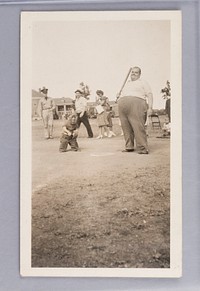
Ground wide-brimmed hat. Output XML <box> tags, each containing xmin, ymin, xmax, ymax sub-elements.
<box><xmin>40</xmin><ymin>86</ymin><xmax>48</xmax><ymax>93</ymax></box>
<box><xmin>75</xmin><ymin>89</ymin><xmax>83</xmax><ymax>94</ymax></box>
<box><xmin>96</xmin><ymin>90</ymin><xmax>104</xmax><ymax>95</ymax></box>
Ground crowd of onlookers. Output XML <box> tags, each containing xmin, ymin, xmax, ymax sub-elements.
<box><xmin>37</xmin><ymin>67</ymin><xmax>171</xmax><ymax>154</ymax></box>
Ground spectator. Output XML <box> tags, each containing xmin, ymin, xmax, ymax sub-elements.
<box><xmin>95</xmin><ymin>90</ymin><xmax>111</xmax><ymax>139</ymax></box>
<box><xmin>165</xmin><ymin>97</ymin><xmax>171</xmax><ymax>123</ymax></box>
<box><xmin>37</xmin><ymin>87</ymin><xmax>55</xmax><ymax>139</ymax></box>
<box><xmin>74</xmin><ymin>89</ymin><xmax>93</xmax><ymax>138</ymax></box>
<box><xmin>161</xmin><ymin>80</ymin><xmax>171</xmax><ymax>123</ymax></box>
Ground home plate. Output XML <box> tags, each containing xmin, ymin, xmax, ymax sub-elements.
<box><xmin>90</xmin><ymin>152</ymin><xmax>115</xmax><ymax>157</ymax></box>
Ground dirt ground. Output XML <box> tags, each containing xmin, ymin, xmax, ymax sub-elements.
<box><xmin>32</xmin><ymin>117</ymin><xmax>170</xmax><ymax>268</ymax></box>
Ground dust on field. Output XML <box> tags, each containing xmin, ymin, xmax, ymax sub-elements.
<box><xmin>31</xmin><ymin>118</ymin><xmax>170</xmax><ymax>268</ymax></box>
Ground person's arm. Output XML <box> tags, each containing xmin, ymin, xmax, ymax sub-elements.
<box><xmin>96</xmin><ymin>95</ymin><xmax>100</xmax><ymax>105</ymax></box>
<box><xmin>147</xmin><ymin>92</ymin><xmax>153</xmax><ymax>116</ymax></box>
<box><xmin>72</xmin><ymin>129</ymin><xmax>79</xmax><ymax>138</ymax></box>
<box><xmin>63</xmin><ymin>125</ymin><xmax>72</xmax><ymax>136</ymax></box>
<box><xmin>62</xmin><ymin>118</ymin><xmax>72</xmax><ymax>135</ymax></box>
<box><xmin>142</xmin><ymin>79</ymin><xmax>153</xmax><ymax>116</ymax></box>
<box><xmin>105</xmin><ymin>97</ymin><xmax>111</xmax><ymax>111</ymax></box>
<box><xmin>99</xmin><ymin>99</ymin><xmax>105</xmax><ymax>106</ymax></box>
<box><xmin>79</xmin><ymin>111</ymin><xmax>85</xmax><ymax>117</ymax></box>
<box><xmin>51</xmin><ymin>99</ymin><xmax>56</xmax><ymax>111</ymax></box>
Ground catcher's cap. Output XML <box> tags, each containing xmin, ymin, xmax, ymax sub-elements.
<box><xmin>96</xmin><ymin>90</ymin><xmax>104</xmax><ymax>95</ymax></box>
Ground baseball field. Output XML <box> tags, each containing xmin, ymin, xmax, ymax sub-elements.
<box><xmin>31</xmin><ymin>117</ymin><xmax>170</xmax><ymax>268</ymax></box>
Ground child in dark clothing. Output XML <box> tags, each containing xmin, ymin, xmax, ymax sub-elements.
<box><xmin>59</xmin><ymin>113</ymin><xmax>79</xmax><ymax>152</ymax></box>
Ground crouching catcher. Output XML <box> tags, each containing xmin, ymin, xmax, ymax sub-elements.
<box><xmin>59</xmin><ymin>113</ymin><xmax>79</xmax><ymax>152</ymax></box>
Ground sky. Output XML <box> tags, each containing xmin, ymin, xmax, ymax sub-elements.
<box><xmin>32</xmin><ymin>18</ymin><xmax>170</xmax><ymax>109</ymax></box>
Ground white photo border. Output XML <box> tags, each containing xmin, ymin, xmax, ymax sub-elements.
<box><xmin>20</xmin><ymin>10</ymin><xmax>182</xmax><ymax>277</ymax></box>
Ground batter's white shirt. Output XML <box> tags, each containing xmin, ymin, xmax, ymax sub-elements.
<box><xmin>121</xmin><ymin>78</ymin><xmax>152</xmax><ymax>100</ymax></box>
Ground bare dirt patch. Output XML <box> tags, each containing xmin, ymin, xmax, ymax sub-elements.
<box><xmin>31</xmin><ymin>118</ymin><xmax>170</xmax><ymax>268</ymax></box>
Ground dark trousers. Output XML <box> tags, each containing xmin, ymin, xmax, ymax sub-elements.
<box><xmin>165</xmin><ymin>99</ymin><xmax>171</xmax><ymax>122</ymax></box>
<box><xmin>59</xmin><ymin>134</ymin><xmax>79</xmax><ymax>152</ymax></box>
<box><xmin>118</xmin><ymin>96</ymin><xmax>148</xmax><ymax>151</ymax></box>
<box><xmin>77</xmin><ymin>112</ymin><xmax>93</xmax><ymax>137</ymax></box>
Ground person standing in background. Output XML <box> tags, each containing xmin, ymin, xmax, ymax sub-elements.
<box><xmin>165</xmin><ymin>97</ymin><xmax>171</xmax><ymax>123</ymax></box>
<box><xmin>96</xmin><ymin>90</ymin><xmax>116</xmax><ymax>138</ymax></box>
<box><xmin>96</xmin><ymin>90</ymin><xmax>116</xmax><ymax>137</ymax></box>
<box><xmin>95</xmin><ymin>90</ymin><xmax>112</xmax><ymax>139</ymax></box>
<box><xmin>161</xmin><ymin>80</ymin><xmax>171</xmax><ymax>123</ymax></box>
<box><xmin>37</xmin><ymin>87</ymin><xmax>56</xmax><ymax>139</ymax></box>
<box><xmin>74</xmin><ymin>89</ymin><xmax>93</xmax><ymax>138</ymax></box>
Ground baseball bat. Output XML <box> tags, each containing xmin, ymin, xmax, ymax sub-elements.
<box><xmin>116</xmin><ymin>67</ymin><xmax>132</xmax><ymax>102</ymax></box>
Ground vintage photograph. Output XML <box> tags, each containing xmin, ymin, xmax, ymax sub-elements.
<box><xmin>20</xmin><ymin>11</ymin><xmax>182</xmax><ymax>277</ymax></box>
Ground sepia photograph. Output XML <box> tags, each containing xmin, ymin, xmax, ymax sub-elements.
<box><xmin>20</xmin><ymin>11</ymin><xmax>182</xmax><ymax>277</ymax></box>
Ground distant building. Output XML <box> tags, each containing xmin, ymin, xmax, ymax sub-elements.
<box><xmin>54</xmin><ymin>97</ymin><xmax>74</xmax><ymax>119</ymax></box>
<box><xmin>32</xmin><ymin>89</ymin><xmax>44</xmax><ymax>119</ymax></box>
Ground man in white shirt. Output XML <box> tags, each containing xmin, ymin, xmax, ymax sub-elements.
<box><xmin>74</xmin><ymin>89</ymin><xmax>93</xmax><ymax>138</ymax></box>
<box><xmin>118</xmin><ymin>66</ymin><xmax>153</xmax><ymax>154</ymax></box>
<box><xmin>37</xmin><ymin>87</ymin><xmax>56</xmax><ymax>139</ymax></box>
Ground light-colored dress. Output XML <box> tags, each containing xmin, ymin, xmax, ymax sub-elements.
<box><xmin>96</xmin><ymin>96</ymin><xmax>110</xmax><ymax>127</ymax></box>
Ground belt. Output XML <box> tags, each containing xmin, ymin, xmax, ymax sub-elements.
<box><xmin>122</xmin><ymin>96</ymin><xmax>146</xmax><ymax>101</ymax></box>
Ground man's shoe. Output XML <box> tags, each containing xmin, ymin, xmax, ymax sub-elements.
<box><xmin>110</xmin><ymin>131</ymin><xmax>116</xmax><ymax>137</ymax></box>
<box><xmin>122</xmin><ymin>149</ymin><xmax>134</xmax><ymax>152</ymax></box>
<box><xmin>138</xmin><ymin>150</ymin><xmax>149</xmax><ymax>154</ymax></box>
<box><xmin>96</xmin><ymin>135</ymin><xmax>103</xmax><ymax>139</ymax></box>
